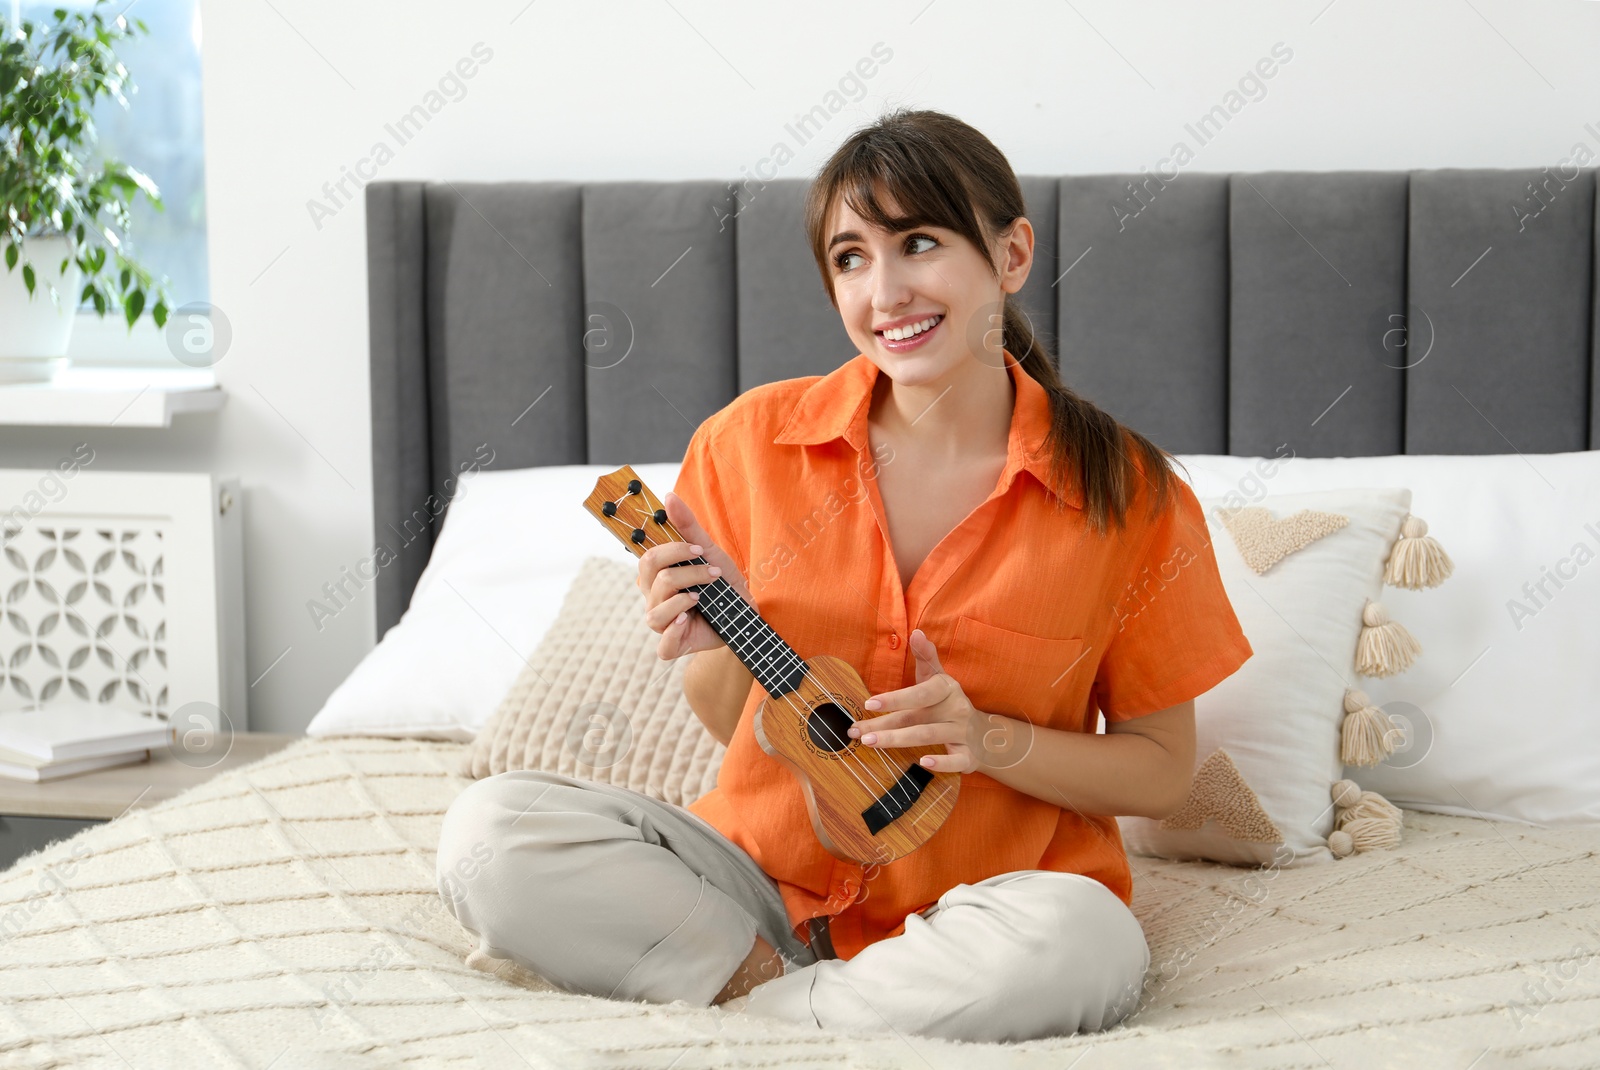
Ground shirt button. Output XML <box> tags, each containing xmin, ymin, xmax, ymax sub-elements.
<box><xmin>889</xmin><ymin>632</ymin><xmax>900</xmax><ymax>649</ymax></box>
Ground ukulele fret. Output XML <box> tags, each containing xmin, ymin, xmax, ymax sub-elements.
<box><xmin>690</xmin><ymin>573</ymin><xmax>806</xmax><ymax>695</ymax></box>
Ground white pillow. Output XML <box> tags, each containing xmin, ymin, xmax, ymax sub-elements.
<box><xmin>305</xmin><ymin>463</ymin><xmax>682</xmax><ymax>741</ymax></box>
<box><xmin>1117</xmin><ymin>487</ymin><xmax>1412</xmax><ymax>866</ymax></box>
<box><xmin>1173</xmin><ymin>450</ymin><xmax>1600</xmax><ymax>826</ymax></box>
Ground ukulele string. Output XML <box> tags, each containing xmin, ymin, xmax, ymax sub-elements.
<box><xmin>635</xmin><ymin>515</ymin><xmax>916</xmax><ymax>804</ymax></box>
<box><xmin>671</xmin><ymin>556</ymin><xmax>903</xmax><ymax>803</ymax></box>
<box><xmin>632</xmin><ymin>519</ymin><xmax>915</xmax><ymax>810</ymax></box>
<box><xmin>688</xmin><ymin>568</ymin><xmax>917</xmax><ymax>808</ymax></box>
<box><xmin>623</xmin><ymin>495</ymin><xmax>916</xmax><ymax>813</ymax></box>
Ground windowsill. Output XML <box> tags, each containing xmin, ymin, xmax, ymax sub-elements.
<box><xmin>0</xmin><ymin>365</ymin><xmax>225</xmax><ymax>427</ymax></box>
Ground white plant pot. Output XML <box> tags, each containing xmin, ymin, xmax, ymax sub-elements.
<box><xmin>0</xmin><ymin>235</ymin><xmax>83</xmax><ymax>383</ymax></box>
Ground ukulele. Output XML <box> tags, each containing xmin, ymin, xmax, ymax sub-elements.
<box><xmin>584</xmin><ymin>465</ymin><xmax>959</xmax><ymax>864</ymax></box>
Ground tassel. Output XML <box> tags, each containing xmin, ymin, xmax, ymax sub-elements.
<box><xmin>1342</xmin><ymin>815</ymin><xmax>1404</xmax><ymax>851</ymax></box>
<box><xmin>1340</xmin><ymin>687</ymin><xmax>1402</xmax><ymax>766</ymax></box>
<box><xmin>1327</xmin><ymin>779</ymin><xmax>1404</xmax><ymax>856</ymax></box>
<box><xmin>1331</xmin><ymin>778</ymin><xmax>1364</xmax><ymax>809</ymax></box>
<box><xmin>1356</xmin><ymin>600</ymin><xmax>1421</xmax><ymax>677</ymax></box>
<box><xmin>1385</xmin><ymin>514</ymin><xmax>1454</xmax><ymax>590</ymax></box>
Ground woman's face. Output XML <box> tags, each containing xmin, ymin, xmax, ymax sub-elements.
<box><xmin>823</xmin><ymin>188</ymin><xmax>1034</xmax><ymax>389</ymax></box>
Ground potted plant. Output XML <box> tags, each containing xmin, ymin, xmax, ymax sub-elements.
<box><xmin>1</xmin><ymin>0</ymin><xmax>172</xmax><ymax>383</ymax></box>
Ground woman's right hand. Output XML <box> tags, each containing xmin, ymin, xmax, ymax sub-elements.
<box><xmin>638</xmin><ymin>490</ymin><xmax>753</xmax><ymax>661</ymax></box>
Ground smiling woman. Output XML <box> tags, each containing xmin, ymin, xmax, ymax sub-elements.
<box><xmin>435</xmin><ymin>108</ymin><xmax>1255</xmax><ymax>1044</ymax></box>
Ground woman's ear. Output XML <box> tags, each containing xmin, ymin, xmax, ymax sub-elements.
<box><xmin>998</xmin><ymin>216</ymin><xmax>1035</xmax><ymax>294</ymax></box>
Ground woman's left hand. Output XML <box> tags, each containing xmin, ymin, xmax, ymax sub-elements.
<box><xmin>849</xmin><ymin>628</ymin><xmax>1021</xmax><ymax>774</ymax></box>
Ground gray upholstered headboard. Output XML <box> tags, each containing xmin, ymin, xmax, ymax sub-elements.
<box><xmin>364</xmin><ymin>170</ymin><xmax>1598</xmax><ymax>637</ymax></box>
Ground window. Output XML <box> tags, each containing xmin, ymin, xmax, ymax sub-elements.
<box><xmin>13</xmin><ymin>0</ymin><xmax>208</xmax><ymax>365</ymax></box>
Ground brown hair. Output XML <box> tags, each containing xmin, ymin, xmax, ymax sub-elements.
<box><xmin>803</xmin><ymin>107</ymin><xmax>1181</xmax><ymax>535</ymax></box>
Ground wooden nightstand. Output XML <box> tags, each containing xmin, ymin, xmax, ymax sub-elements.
<box><xmin>0</xmin><ymin>732</ymin><xmax>299</xmax><ymax>870</ymax></box>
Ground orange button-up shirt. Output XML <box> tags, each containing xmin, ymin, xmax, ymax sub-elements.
<box><xmin>674</xmin><ymin>351</ymin><xmax>1252</xmax><ymax>961</ymax></box>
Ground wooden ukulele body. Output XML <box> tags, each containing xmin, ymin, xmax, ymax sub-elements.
<box><xmin>750</xmin><ymin>654</ymin><xmax>960</xmax><ymax>864</ymax></box>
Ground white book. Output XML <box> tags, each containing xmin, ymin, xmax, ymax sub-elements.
<box><xmin>0</xmin><ymin>739</ymin><xmax>145</xmax><ymax>766</ymax></box>
<box><xmin>0</xmin><ymin>747</ymin><xmax>151</xmax><ymax>783</ymax></box>
<box><xmin>0</xmin><ymin>700</ymin><xmax>173</xmax><ymax>763</ymax></box>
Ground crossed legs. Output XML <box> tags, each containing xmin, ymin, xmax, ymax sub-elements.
<box><xmin>435</xmin><ymin>769</ymin><xmax>1149</xmax><ymax>1042</ymax></box>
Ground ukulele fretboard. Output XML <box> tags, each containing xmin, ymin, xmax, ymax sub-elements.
<box><xmin>676</xmin><ymin>556</ymin><xmax>807</xmax><ymax>697</ymax></box>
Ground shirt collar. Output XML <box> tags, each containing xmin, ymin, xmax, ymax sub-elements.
<box><xmin>772</xmin><ymin>350</ymin><xmax>1083</xmax><ymax>509</ymax></box>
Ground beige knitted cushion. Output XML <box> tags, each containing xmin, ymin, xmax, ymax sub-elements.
<box><xmin>461</xmin><ymin>555</ymin><xmax>725</xmax><ymax>806</ymax></box>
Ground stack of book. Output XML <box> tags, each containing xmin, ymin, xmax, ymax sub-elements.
<box><xmin>0</xmin><ymin>700</ymin><xmax>173</xmax><ymax>782</ymax></box>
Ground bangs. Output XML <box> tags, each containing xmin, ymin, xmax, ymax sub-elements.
<box><xmin>826</xmin><ymin>135</ymin><xmax>987</xmax><ymax>251</ymax></box>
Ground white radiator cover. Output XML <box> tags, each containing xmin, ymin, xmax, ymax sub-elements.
<box><xmin>0</xmin><ymin>465</ymin><xmax>246</xmax><ymax>731</ymax></box>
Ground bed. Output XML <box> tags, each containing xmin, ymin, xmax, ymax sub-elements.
<box><xmin>2</xmin><ymin>735</ymin><xmax>1598</xmax><ymax>1068</ymax></box>
<box><xmin>5</xmin><ymin>168</ymin><xmax>1600</xmax><ymax>1067</ymax></box>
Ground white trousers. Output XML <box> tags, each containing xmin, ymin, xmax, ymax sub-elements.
<box><xmin>435</xmin><ymin>769</ymin><xmax>1150</xmax><ymax>1043</ymax></box>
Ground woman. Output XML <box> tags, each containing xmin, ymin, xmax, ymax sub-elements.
<box><xmin>435</xmin><ymin>108</ymin><xmax>1252</xmax><ymax>1043</ymax></box>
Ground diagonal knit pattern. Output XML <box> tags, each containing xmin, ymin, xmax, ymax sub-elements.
<box><xmin>2</xmin><ymin>735</ymin><xmax>1598</xmax><ymax>1068</ymax></box>
<box><xmin>1216</xmin><ymin>505</ymin><xmax>1350</xmax><ymax>575</ymax></box>
<box><xmin>462</xmin><ymin>555</ymin><xmax>726</xmax><ymax>801</ymax></box>
<box><xmin>1159</xmin><ymin>749</ymin><xmax>1285</xmax><ymax>843</ymax></box>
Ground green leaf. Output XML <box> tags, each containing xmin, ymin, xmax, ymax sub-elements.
<box><xmin>3</xmin><ymin>244</ymin><xmax>14</xmax><ymax>270</ymax></box>
<box><xmin>22</xmin><ymin>262</ymin><xmax>34</xmax><ymax>293</ymax></box>
<box><xmin>122</xmin><ymin>165</ymin><xmax>158</xmax><ymax>199</ymax></box>
<box><xmin>91</xmin><ymin>288</ymin><xmax>103</xmax><ymax>314</ymax></box>
<box><xmin>151</xmin><ymin>299</ymin><xmax>168</xmax><ymax>329</ymax></box>
<box><xmin>123</xmin><ymin>287</ymin><xmax>142</xmax><ymax>327</ymax></box>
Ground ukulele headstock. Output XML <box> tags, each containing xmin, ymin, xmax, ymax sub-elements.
<box><xmin>583</xmin><ymin>466</ymin><xmax>686</xmax><ymax>558</ymax></box>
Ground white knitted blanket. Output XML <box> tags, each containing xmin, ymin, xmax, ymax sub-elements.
<box><xmin>2</xmin><ymin>736</ymin><xmax>1598</xmax><ymax>1069</ymax></box>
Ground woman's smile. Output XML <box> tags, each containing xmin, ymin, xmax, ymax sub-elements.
<box><xmin>875</xmin><ymin>312</ymin><xmax>945</xmax><ymax>353</ymax></box>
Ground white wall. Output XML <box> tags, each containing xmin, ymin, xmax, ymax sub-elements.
<box><xmin>7</xmin><ymin>0</ymin><xmax>1591</xmax><ymax>734</ymax></box>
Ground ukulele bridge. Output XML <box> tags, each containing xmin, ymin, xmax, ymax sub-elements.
<box><xmin>860</xmin><ymin>763</ymin><xmax>935</xmax><ymax>834</ymax></box>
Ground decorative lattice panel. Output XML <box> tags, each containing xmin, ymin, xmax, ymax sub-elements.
<box><xmin>0</xmin><ymin>522</ymin><xmax>169</xmax><ymax>720</ymax></box>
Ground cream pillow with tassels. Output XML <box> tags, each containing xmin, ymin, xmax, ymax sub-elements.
<box><xmin>1117</xmin><ymin>486</ymin><xmax>1453</xmax><ymax>867</ymax></box>
<box><xmin>462</xmin><ymin>555</ymin><xmax>724</xmax><ymax>806</ymax></box>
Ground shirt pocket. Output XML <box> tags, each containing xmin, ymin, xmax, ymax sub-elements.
<box><xmin>946</xmin><ymin>614</ymin><xmax>1091</xmax><ymax>735</ymax></box>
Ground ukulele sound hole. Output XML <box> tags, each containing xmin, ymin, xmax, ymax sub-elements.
<box><xmin>806</xmin><ymin>703</ymin><xmax>856</xmax><ymax>753</ymax></box>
